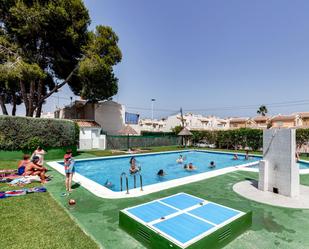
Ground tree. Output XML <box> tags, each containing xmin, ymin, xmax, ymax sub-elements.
<box><xmin>172</xmin><ymin>125</ymin><xmax>183</xmax><ymax>135</ymax></box>
<box><xmin>257</xmin><ymin>105</ymin><xmax>268</xmax><ymax>116</ymax></box>
<box><xmin>0</xmin><ymin>0</ymin><xmax>122</xmax><ymax>117</ymax></box>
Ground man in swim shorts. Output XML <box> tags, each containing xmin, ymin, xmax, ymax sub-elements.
<box><xmin>24</xmin><ymin>156</ymin><xmax>47</xmax><ymax>182</ymax></box>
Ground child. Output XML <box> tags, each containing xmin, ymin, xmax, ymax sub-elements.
<box><xmin>176</xmin><ymin>155</ymin><xmax>184</xmax><ymax>164</ymax></box>
<box><xmin>157</xmin><ymin>169</ymin><xmax>166</xmax><ymax>177</ymax></box>
<box><xmin>209</xmin><ymin>161</ymin><xmax>216</xmax><ymax>168</ymax></box>
<box><xmin>64</xmin><ymin>149</ymin><xmax>75</xmax><ymax>192</ymax></box>
<box><xmin>185</xmin><ymin>163</ymin><xmax>197</xmax><ymax>171</ymax></box>
<box><xmin>129</xmin><ymin>157</ymin><xmax>139</xmax><ymax>174</ymax></box>
<box><xmin>18</xmin><ymin>154</ymin><xmax>31</xmax><ymax>175</ymax></box>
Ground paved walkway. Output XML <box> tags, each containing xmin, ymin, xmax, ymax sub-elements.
<box><xmin>233</xmin><ymin>180</ymin><xmax>309</xmax><ymax>209</ymax></box>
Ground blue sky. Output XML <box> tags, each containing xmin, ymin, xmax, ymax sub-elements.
<box><xmin>16</xmin><ymin>0</ymin><xmax>309</xmax><ymax>118</ymax></box>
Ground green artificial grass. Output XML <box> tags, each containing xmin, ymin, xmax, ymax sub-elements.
<box><xmin>45</xmin><ymin>168</ymin><xmax>309</xmax><ymax>249</ymax></box>
<box><xmin>1</xmin><ymin>146</ymin><xmax>309</xmax><ymax>249</ymax></box>
<box><xmin>0</xmin><ymin>153</ymin><xmax>99</xmax><ymax>249</ymax></box>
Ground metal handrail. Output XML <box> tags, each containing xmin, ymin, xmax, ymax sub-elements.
<box><xmin>120</xmin><ymin>172</ymin><xmax>129</xmax><ymax>194</ymax></box>
<box><xmin>133</xmin><ymin>172</ymin><xmax>143</xmax><ymax>191</ymax></box>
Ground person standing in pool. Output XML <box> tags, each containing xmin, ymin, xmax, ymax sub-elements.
<box><xmin>245</xmin><ymin>150</ymin><xmax>250</xmax><ymax>160</ymax></box>
<box><xmin>209</xmin><ymin>161</ymin><xmax>216</xmax><ymax>168</ymax></box>
<box><xmin>129</xmin><ymin>157</ymin><xmax>139</xmax><ymax>174</ymax></box>
<box><xmin>176</xmin><ymin>155</ymin><xmax>184</xmax><ymax>164</ymax></box>
<box><xmin>64</xmin><ymin>149</ymin><xmax>75</xmax><ymax>192</ymax></box>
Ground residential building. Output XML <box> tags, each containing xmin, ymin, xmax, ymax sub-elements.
<box><xmin>228</xmin><ymin>117</ymin><xmax>255</xmax><ymax>129</ymax></box>
<box><xmin>55</xmin><ymin>100</ymin><xmax>139</xmax><ymax>134</ymax></box>
<box><xmin>137</xmin><ymin>113</ymin><xmax>230</xmax><ymax>133</ymax></box>
<box><xmin>296</xmin><ymin>112</ymin><xmax>309</xmax><ymax>127</ymax></box>
<box><xmin>252</xmin><ymin>116</ymin><xmax>270</xmax><ymax>129</ymax></box>
<box><xmin>270</xmin><ymin>114</ymin><xmax>302</xmax><ymax>128</ymax></box>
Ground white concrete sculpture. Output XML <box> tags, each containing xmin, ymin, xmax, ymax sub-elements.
<box><xmin>258</xmin><ymin>128</ymin><xmax>299</xmax><ymax>197</ymax></box>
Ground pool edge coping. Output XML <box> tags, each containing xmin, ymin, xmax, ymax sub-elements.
<box><xmin>47</xmin><ymin>149</ymin><xmax>309</xmax><ymax>199</ymax></box>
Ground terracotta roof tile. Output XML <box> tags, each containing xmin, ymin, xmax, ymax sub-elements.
<box><xmin>75</xmin><ymin>120</ymin><xmax>101</xmax><ymax>128</ymax></box>
<box><xmin>271</xmin><ymin>115</ymin><xmax>296</xmax><ymax>121</ymax></box>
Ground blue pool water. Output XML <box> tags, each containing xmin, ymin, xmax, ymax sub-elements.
<box><xmin>70</xmin><ymin>151</ymin><xmax>261</xmax><ymax>191</ymax></box>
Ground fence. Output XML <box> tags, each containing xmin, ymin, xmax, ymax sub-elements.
<box><xmin>106</xmin><ymin>135</ymin><xmax>180</xmax><ymax>150</ymax></box>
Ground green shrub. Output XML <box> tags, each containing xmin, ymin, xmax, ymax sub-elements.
<box><xmin>0</xmin><ymin>115</ymin><xmax>79</xmax><ymax>152</ymax></box>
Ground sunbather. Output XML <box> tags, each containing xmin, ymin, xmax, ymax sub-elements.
<box><xmin>17</xmin><ymin>154</ymin><xmax>31</xmax><ymax>175</ymax></box>
<box><xmin>24</xmin><ymin>156</ymin><xmax>47</xmax><ymax>182</ymax></box>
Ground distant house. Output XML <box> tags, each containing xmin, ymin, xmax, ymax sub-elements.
<box><xmin>76</xmin><ymin>120</ymin><xmax>105</xmax><ymax>150</ymax></box>
<box><xmin>55</xmin><ymin>100</ymin><xmax>139</xmax><ymax>135</ymax></box>
<box><xmin>270</xmin><ymin>114</ymin><xmax>302</xmax><ymax>128</ymax></box>
<box><xmin>252</xmin><ymin>116</ymin><xmax>270</xmax><ymax>129</ymax></box>
<box><xmin>228</xmin><ymin>117</ymin><xmax>256</xmax><ymax>129</ymax></box>
<box><xmin>296</xmin><ymin>112</ymin><xmax>309</xmax><ymax>127</ymax></box>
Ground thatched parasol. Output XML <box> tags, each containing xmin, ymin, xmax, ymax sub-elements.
<box><xmin>178</xmin><ymin>127</ymin><xmax>193</xmax><ymax>147</ymax></box>
<box><xmin>118</xmin><ymin>125</ymin><xmax>138</xmax><ymax>149</ymax></box>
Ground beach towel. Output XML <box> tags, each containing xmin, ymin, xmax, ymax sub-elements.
<box><xmin>9</xmin><ymin>175</ymin><xmax>41</xmax><ymax>186</ymax></box>
<box><xmin>0</xmin><ymin>169</ymin><xmax>17</xmax><ymax>177</ymax></box>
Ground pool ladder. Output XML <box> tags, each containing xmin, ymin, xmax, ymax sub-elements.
<box><xmin>120</xmin><ymin>172</ymin><xmax>143</xmax><ymax>194</ymax></box>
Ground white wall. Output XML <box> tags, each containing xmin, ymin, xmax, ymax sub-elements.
<box><xmin>259</xmin><ymin>129</ymin><xmax>299</xmax><ymax>197</ymax></box>
<box><xmin>79</xmin><ymin>128</ymin><xmax>106</xmax><ymax>150</ymax></box>
<box><xmin>94</xmin><ymin>101</ymin><xmax>125</xmax><ymax>134</ymax></box>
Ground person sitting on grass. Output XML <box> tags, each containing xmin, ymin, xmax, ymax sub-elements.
<box><xmin>129</xmin><ymin>157</ymin><xmax>139</xmax><ymax>174</ymax></box>
<box><xmin>209</xmin><ymin>161</ymin><xmax>216</xmax><ymax>168</ymax></box>
<box><xmin>64</xmin><ymin>149</ymin><xmax>75</xmax><ymax>193</ymax></box>
<box><xmin>24</xmin><ymin>156</ymin><xmax>47</xmax><ymax>183</ymax></box>
<box><xmin>17</xmin><ymin>154</ymin><xmax>31</xmax><ymax>175</ymax></box>
<box><xmin>31</xmin><ymin>146</ymin><xmax>46</xmax><ymax>165</ymax></box>
<box><xmin>157</xmin><ymin>169</ymin><xmax>166</xmax><ymax>177</ymax></box>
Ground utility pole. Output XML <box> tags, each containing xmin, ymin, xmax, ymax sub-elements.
<box><xmin>180</xmin><ymin>107</ymin><xmax>184</xmax><ymax>127</ymax></box>
<box><xmin>180</xmin><ymin>107</ymin><xmax>185</xmax><ymax>146</ymax></box>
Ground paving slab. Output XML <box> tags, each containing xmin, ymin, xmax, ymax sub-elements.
<box><xmin>233</xmin><ymin>180</ymin><xmax>309</xmax><ymax>209</ymax></box>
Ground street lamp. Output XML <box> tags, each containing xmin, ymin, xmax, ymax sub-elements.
<box><xmin>151</xmin><ymin>98</ymin><xmax>156</xmax><ymax>121</ymax></box>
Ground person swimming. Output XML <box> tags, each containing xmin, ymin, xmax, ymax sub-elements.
<box><xmin>185</xmin><ymin>163</ymin><xmax>197</xmax><ymax>171</ymax></box>
<box><xmin>176</xmin><ymin>155</ymin><xmax>184</xmax><ymax>164</ymax></box>
<box><xmin>104</xmin><ymin>180</ymin><xmax>114</xmax><ymax>188</ymax></box>
<box><xmin>209</xmin><ymin>161</ymin><xmax>216</xmax><ymax>168</ymax></box>
<box><xmin>157</xmin><ymin>169</ymin><xmax>166</xmax><ymax>177</ymax></box>
<box><xmin>233</xmin><ymin>154</ymin><xmax>238</xmax><ymax>160</ymax></box>
<box><xmin>129</xmin><ymin>157</ymin><xmax>139</xmax><ymax>174</ymax></box>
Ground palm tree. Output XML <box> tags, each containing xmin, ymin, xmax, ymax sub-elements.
<box><xmin>257</xmin><ymin>105</ymin><xmax>268</xmax><ymax>116</ymax></box>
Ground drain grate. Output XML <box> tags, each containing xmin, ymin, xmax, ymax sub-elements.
<box><xmin>218</xmin><ymin>228</ymin><xmax>231</xmax><ymax>242</ymax></box>
<box><xmin>137</xmin><ymin>227</ymin><xmax>151</xmax><ymax>244</ymax></box>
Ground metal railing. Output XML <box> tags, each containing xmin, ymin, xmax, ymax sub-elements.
<box><xmin>133</xmin><ymin>172</ymin><xmax>143</xmax><ymax>191</ymax></box>
<box><xmin>120</xmin><ymin>171</ymin><xmax>143</xmax><ymax>194</ymax></box>
<box><xmin>120</xmin><ymin>172</ymin><xmax>129</xmax><ymax>194</ymax></box>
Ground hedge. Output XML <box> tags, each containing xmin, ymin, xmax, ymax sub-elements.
<box><xmin>192</xmin><ymin>128</ymin><xmax>309</xmax><ymax>151</ymax></box>
<box><xmin>0</xmin><ymin>115</ymin><xmax>79</xmax><ymax>152</ymax></box>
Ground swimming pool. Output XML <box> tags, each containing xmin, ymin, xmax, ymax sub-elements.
<box><xmin>48</xmin><ymin>150</ymin><xmax>260</xmax><ymax>197</ymax></box>
<box><xmin>72</xmin><ymin>151</ymin><xmax>259</xmax><ymax>192</ymax></box>
<box><xmin>48</xmin><ymin>150</ymin><xmax>309</xmax><ymax>198</ymax></box>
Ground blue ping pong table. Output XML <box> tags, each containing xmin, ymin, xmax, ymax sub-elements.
<box><xmin>119</xmin><ymin>193</ymin><xmax>252</xmax><ymax>249</ymax></box>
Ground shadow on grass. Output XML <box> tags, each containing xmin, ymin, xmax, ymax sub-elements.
<box><xmin>72</xmin><ymin>183</ymin><xmax>81</xmax><ymax>189</ymax></box>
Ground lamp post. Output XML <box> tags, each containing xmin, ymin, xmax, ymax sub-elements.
<box><xmin>151</xmin><ymin>98</ymin><xmax>156</xmax><ymax>121</ymax></box>
<box><xmin>151</xmin><ymin>99</ymin><xmax>156</xmax><ymax>131</ymax></box>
